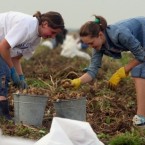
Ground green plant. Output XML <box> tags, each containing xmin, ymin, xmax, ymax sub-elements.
<box><xmin>109</xmin><ymin>132</ymin><xmax>145</xmax><ymax>145</ymax></box>
<box><xmin>119</xmin><ymin>52</ymin><xmax>133</xmax><ymax>65</ymax></box>
<box><xmin>105</xmin><ymin>116</ymin><xmax>111</xmax><ymax>124</ymax></box>
<box><xmin>98</xmin><ymin>133</ymin><xmax>110</xmax><ymax>140</ymax></box>
<box><xmin>27</xmin><ymin>78</ymin><xmax>48</xmax><ymax>88</ymax></box>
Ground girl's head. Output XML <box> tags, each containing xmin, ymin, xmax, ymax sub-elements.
<box><xmin>79</xmin><ymin>15</ymin><xmax>107</xmax><ymax>50</ymax></box>
<box><xmin>34</xmin><ymin>11</ymin><xmax>65</xmax><ymax>39</ymax></box>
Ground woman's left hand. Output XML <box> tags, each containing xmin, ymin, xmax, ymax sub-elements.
<box><xmin>19</xmin><ymin>74</ymin><xmax>28</xmax><ymax>89</ymax></box>
<box><xmin>108</xmin><ymin>67</ymin><xmax>128</xmax><ymax>89</ymax></box>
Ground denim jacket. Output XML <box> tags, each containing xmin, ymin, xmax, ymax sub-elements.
<box><xmin>87</xmin><ymin>16</ymin><xmax>145</xmax><ymax>79</ymax></box>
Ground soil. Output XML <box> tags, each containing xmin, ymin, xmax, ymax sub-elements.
<box><xmin>1</xmin><ymin>46</ymin><xmax>137</xmax><ymax>143</ymax></box>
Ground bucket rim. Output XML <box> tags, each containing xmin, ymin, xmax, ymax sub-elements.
<box><xmin>53</xmin><ymin>97</ymin><xmax>86</xmax><ymax>103</ymax></box>
<box><xmin>13</xmin><ymin>93</ymin><xmax>48</xmax><ymax>98</ymax></box>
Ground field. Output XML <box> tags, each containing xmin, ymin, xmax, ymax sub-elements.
<box><xmin>1</xmin><ymin>44</ymin><xmax>145</xmax><ymax>144</ymax></box>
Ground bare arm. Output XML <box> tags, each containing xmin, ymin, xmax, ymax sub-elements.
<box><xmin>79</xmin><ymin>73</ymin><xmax>93</xmax><ymax>84</ymax></box>
<box><xmin>12</xmin><ymin>55</ymin><xmax>23</xmax><ymax>75</ymax></box>
<box><xmin>0</xmin><ymin>38</ymin><xmax>13</xmax><ymax>68</ymax></box>
<box><xmin>124</xmin><ymin>58</ymin><xmax>141</xmax><ymax>74</ymax></box>
<box><xmin>80</xmin><ymin>58</ymin><xmax>141</xmax><ymax>84</ymax></box>
<box><xmin>0</xmin><ymin>38</ymin><xmax>23</xmax><ymax>75</ymax></box>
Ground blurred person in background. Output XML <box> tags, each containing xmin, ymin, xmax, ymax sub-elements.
<box><xmin>55</xmin><ymin>28</ymin><xmax>68</xmax><ymax>47</ymax></box>
<box><xmin>41</xmin><ymin>28</ymin><xmax>67</xmax><ymax>49</ymax></box>
<box><xmin>63</xmin><ymin>15</ymin><xmax>145</xmax><ymax>127</ymax></box>
<box><xmin>0</xmin><ymin>11</ymin><xmax>65</xmax><ymax>119</ymax></box>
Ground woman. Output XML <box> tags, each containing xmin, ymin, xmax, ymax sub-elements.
<box><xmin>66</xmin><ymin>15</ymin><xmax>145</xmax><ymax>127</ymax></box>
<box><xmin>0</xmin><ymin>11</ymin><xmax>65</xmax><ymax>119</ymax></box>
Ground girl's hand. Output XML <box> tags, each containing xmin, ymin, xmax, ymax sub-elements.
<box><xmin>108</xmin><ymin>67</ymin><xmax>128</xmax><ymax>89</ymax></box>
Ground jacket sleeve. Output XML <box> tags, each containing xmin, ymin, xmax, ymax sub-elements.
<box><xmin>118</xmin><ymin>28</ymin><xmax>145</xmax><ymax>62</ymax></box>
<box><xmin>87</xmin><ymin>49</ymin><xmax>103</xmax><ymax>79</ymax></box>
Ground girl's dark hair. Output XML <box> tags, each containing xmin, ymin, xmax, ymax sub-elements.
<box><xmin>33</xmin><ymin>11</ymin><xmax>64</xmax><ymax>30</ymax></box>
<box><xmin>79</xmin><ymin>15</ymin><xmax>107</xmax><ymax>37</ymax></box>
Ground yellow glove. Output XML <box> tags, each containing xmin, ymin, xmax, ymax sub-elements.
<box><xmin>70</xmin><ymin>78</ymin><xmax>81</xmax><ymax>89</ymax></box>
<box><xmin>61</xmin><ymin>78</ymin><xmax>81</xmax><ymax>89</ymax></box>
<box><xmin>108</xmin><ymin>67</ymin><xmax>128</xmax><ymax>89</ymax></box>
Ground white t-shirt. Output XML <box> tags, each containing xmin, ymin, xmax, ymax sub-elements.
<box><xmin>0</xmin><ymin>11</ymin><xmax>41</xmax><ymax>60</ymax></box>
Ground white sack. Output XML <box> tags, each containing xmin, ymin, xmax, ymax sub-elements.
<box><xmin>61</xmin><ymin>35</ymin><xmax>91</xmax><ymax>60</ymax></box>
<box><xmin>0</xmin><ymin>117</ymin><xmax>104</xmax><ymax>145</ymax></box>
<box><xmin>34</xmin><ymin>117</ymin><xmax>104</xmax><ymax>145</ymax></box>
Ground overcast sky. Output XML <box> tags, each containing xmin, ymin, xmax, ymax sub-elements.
<box><xmin>1</xmin><ymin>0</ymin><xmax>145</xmax><ymax>29</ymax></box>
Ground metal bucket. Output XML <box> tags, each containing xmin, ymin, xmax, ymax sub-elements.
<box><xmin>13</xmin><ymin>93</ymin><xmax>48</xmax><ymax>127</ymax></box>
<box><xmin>53</xmin><ymin>97</ymin><xmax>86</xmax><ymax>121</ymax></box>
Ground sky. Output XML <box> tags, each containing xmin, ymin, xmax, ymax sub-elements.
<box><xmin>1</xmin><ymin>0</ymin><xmax>145</xmax><ymax>29</ymax></box>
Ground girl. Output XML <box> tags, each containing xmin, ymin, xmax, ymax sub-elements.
<box><xmin>67</xmin><ymin>15</ymin><xmax>145</xmax><ymax>127</ymax></box>
<box><xmin>0</xmin><ymin>11</ymin><xmax>65</xmax><ymax>119</ymax></box>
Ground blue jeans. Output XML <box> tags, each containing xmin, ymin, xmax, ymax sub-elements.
<box><xmin>0</xmin><ymin>56</ymin><xmax>10</xmax><ymax>97</ymax></box>
<box><xmin>131</xmin><ymin>62</ymin><xmax>145</xmax><ymax>78</ymax></box>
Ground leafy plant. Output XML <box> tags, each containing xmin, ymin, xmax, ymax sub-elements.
<box><xmin>27</xmin><ymin>78</ymin><xmax>48</xmax><ymax>88</ymax></box>
<box><xmin>109</xmin><ymin>132</ymin><xmax>145</xmax><ymax>145</ymax></box>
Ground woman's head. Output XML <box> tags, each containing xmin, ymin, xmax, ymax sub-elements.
<box><xmin>79</xmin><ymin>15</ymin><xmax>107</xmax><ymax>50</ymax></box>
<box><xmin>34</xmin><ymin>11</ymin><xmax>65</xmax><ymax>39</ymax></box>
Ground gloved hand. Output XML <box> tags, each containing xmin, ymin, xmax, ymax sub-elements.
<box><xmin>19</xmin><ymin>74</ymin><xmax>28</xmax><ymax>89</ymax></box>
<box><xmin>10</xmin><ymin>67</ymin><xmax>21</xmax><ymax>88</ymax></box>
<box><xmin>108</xmin><ymin>67</ymin><xmax>128</xmax><ymax>89</ymax></box>
<box><xmin>71</xmin><ymin>78</ymin><xmax>81</xmax><ymax>89</ymax></box>
<box><xmin>61</xmin><ymin>78</ymin><xmax>81</xmax><ymax>89</ymax></box>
